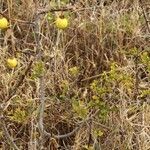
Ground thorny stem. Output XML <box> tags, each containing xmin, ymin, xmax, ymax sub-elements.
<box><xmin>33</xmin><ymin>6</ymin><xmax>46</xmax><ymax>148</ymax></box>
<box><xmin>38</xmin><ymin>76</ymin><xmax>45</xmax><ymax>148</ymax></box>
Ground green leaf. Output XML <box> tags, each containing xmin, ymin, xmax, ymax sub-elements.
<box><xmin>72</xmin><ymin>100</ymin><xmax>88</xmax><ymax>119</ymax></box>
<box><xmin>31</xmin><ymin>61</ymin><xmax>45</xmax><ymax>79</ymax></box>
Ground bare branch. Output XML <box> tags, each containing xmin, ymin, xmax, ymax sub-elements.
<box><xmin>0</xmin><ymin>59</ymin><xmax>34</xmax><ymax>111</ymax></box>
<box><xmin>139</xmin><ymin>0</ymin><xmax>150</xmax><ymax>33</ymax></box>
<box><xmin>37</xmin><ymin>7</ymin><xmax>73</xmax><ymax>15</ymax></box>
<box><xmin>44</xmin><ymin>110</ymin><xmax>100</xmax><ymax>139</ymax></box>
<box><xmin>7</xmin><ymin>60</ymin><xmax>33</xmax><ymax>101</ymax></box>
<box><xmin>33</xmin><ymin>5</ymin><xmax>46</xmax><ymax>148</ymax></box>
<box><xmin>38</xmin><ymin>76</ymin><xmax>45</xmax><ymax>136</ymax></box>
<box><xmin>0</xmin><ymin>118</ymin><xmax>19</xmax><ymax>150</ymax></box>
<box><xmin>54</xmin><ymin>125</ymin><xmax>80</xmax><ymax>139</ymax></box>
<box><xmin>0</xmin><ymin>12</ymin><xmax>34</xmax><ymax>25</ymax></box>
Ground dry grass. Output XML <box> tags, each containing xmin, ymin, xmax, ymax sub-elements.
<box><xmin>0</xmin><ymin>0</ymin><xmax>150</xmax><ymax>150</ymax></box>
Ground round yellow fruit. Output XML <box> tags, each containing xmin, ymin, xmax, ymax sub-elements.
<box><xmin>7</xmin><ymin>58</ymin><xmax>18</xmax><ymax>68</ymax></box>
<box><xmin>0</xmin><ymin>17</ymin><xmax>9</xmax><ymax>29</ymax></box>
<box><xmin>55</xmin><ymin>17</ymin><xmax>68</xmax><ymax>29</ymax></box>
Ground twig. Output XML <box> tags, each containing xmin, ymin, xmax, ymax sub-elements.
<box><xmin>0</xmin><ymin>59</ymin><xmax>34</xmax><ymax>150</ymax></box>
<box><xmin>81</xmin><ymin>74</ymin><xmax>102</xmax><ymax>82</ymax></box>
<box><xmin>0</xmin><ymin>12</ymin><xmax>34</xmax><ymax>24</ymax></box>
<box><xmin>43</xmin><ymin>125</ymin><xmax>81</xmax><ymax>139</ymax></box>
<box><xmin>54</xmin><ymin>125</ymin><xmax>80</xmax><ymax>139</ymax></box>
<box><xmin>37</xmin><ymin>7</ymin><xmax>73</xmax><ymax>15</ymax></box>
<box><xmin>44</xmin><ymin>110</ymin><xmax>100</xmax><ymax>139</ymax></box>
<box><xmin>139</xmin><ymin>0</ymin><xmax>150</xmax><ymax>33</ymax></box>
<box><xmin>0</xmin><ymin>12</ymin><xmax>9</xmax><ymax>20</ymax></box>
<box><xmin>0</xmin><ymin>118</ymin><xmax>19</xmax><ymax>150</ymax></box>
<box><xmin>1</xmin><ymin>6</ymin><xmax>102</xmax><ymax>25</ymax></box>
<box><xmin>134</xmin><ymin>50</ymin><xmax>140</xmax><ymax>104</ymax></box>
<box><xmin>6</xmin><ymin>60</ymin><xmax>33</xmax><ymax>102</ymax></box>
<box><xmin>0</xmin><ymin>59</ymin><xmax>34</xmax><ymax>112</ymax></box>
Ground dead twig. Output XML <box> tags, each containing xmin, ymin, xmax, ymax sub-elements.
<box><xmin>139</xmin><ymin>0</ymin><xmax>150</xmax><ymax>33</ymax></box>
<box><xmin>37</xmin><ymin>7</ymin><xmax>73</xmax><ymax>15</ymax></box>
<box><xmin>0</xmin><ymin>118</ymin><xmax>19</xmax><ymax>150</ymax></box>
<box><xmin>43</xmin><ymin>110</ymin><xmax>100</xmax><ymax>139</ymax></box>
<box><xmin>7</xmin><ymin>60</ymin><xmax>33</xmax><ymax>102</ymax></box>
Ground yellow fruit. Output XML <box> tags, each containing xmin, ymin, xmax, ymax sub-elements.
<box><xmin>55</xmin><ymin>17</ymin><xmax>68</xmax><ymax>29</ymax></box>
<box><xmin>0</xmin><ymin>17</ymin><xmax>9</xmax><ymax>29</ymax></box>
<box><xmin>7</xmin><ymin>58</ymin><xmax>18</xmax><ymax>68</ymax></box>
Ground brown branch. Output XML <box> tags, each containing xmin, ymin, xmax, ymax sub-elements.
<box><xmin>0</xmin><ymin>12</ymin><xmax>8</xmax><ymax>20</ymax></box>
<box><xmin>1</xmin><ymin>59</ymin><xmax>34</xmax><ymax>111</ymax></box>
<box><xmin>0</xmin><ymin>118</ymin><xmax>19</xmax><ymax>150</ymax></box>
<box><xmin>44</xmin><ymin>110</ymin><xmax>100</xmax><ymax>139</ymax></box>
<box><xmin>134</xmin><ymin>54</ymin><xmax>140</xmax><ymax>103</ymax></box>
<box><xmin>139</xmin><ymin>0</ymin><xmax>150</xmax><ymax>33</ymax></box>
<box><xmin>43</xmin><ymin>125</ymin><xmax>80</xmax><ymax>139</ymax></box>
<box><xmin>132</xmin><ymin>45</ymin><xmax>141</xmax><ymax>104</ymax></box>
<box><xmin>0</xmin><ymin>6</ymin><xmax>73</xmax><ymax>24</ymax></box>
<box><xmin>0</xmin><ymin>12</ymin><xmax>34</xmax><ymax>24</ymax></box>
<box><xmin>37</xmin><ymin>7</ymin><xmax>73</xmax><ymax>15</ymax></box>
<box><xmin>81</xmin><ymin>74</ymin><xmax>102</xmax><ymax>82</ymax></box>
<box><xmin>7</xmin><ymin>60</ymin><xmax>33</xmax><ymax>101</ymax></box>
<box><xmin>54</xmin><ymin>125</ymin><xmax>80</xmax><ymax>139</ymax></box>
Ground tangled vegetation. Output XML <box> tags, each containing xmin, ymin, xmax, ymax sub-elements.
<box><xmin>0</xmin><ymin>0</ymin><xmax>149</xmax><ymax>150</ymax></box>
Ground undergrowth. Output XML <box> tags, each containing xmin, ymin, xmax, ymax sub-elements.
<box><xmin>0</xmin><ymin>0</ymin><xmax>149</xmax><ymax>150</ymax></box>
